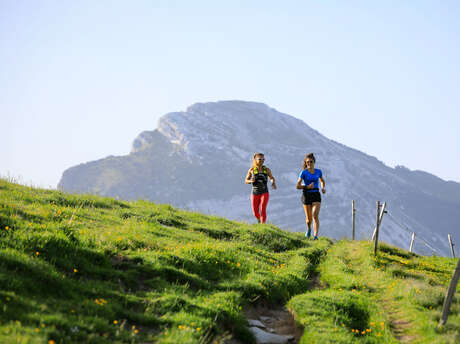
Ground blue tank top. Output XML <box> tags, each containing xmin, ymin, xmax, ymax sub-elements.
<box><xmin>299</xmin><ymin>168</ymin><xmax>322</xmax><ymax>193</ymax></box>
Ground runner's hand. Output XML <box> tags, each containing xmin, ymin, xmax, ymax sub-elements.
<box><xmin>321</xmin><ymin>187</ymin><xmax>326</xmax><ymax>194</ymax></box>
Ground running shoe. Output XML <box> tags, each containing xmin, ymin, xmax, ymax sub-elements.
<box><xmin>313</xmin><ymin>236</ymin><xmax>318</xmax><ymax>240</ymax></box>
<box><xmin>306</xmin><ymin>228</ymin><xmax>311</xmax><ymax>238</ymax></box>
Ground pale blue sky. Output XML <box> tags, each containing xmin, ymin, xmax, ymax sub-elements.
<box><xmin>2</xmin><ymin>0</ymin><xmax>459</xmax><ymax>187</ymax></box>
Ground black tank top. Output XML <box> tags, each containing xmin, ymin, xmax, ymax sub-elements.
<box><xmin>252</xmin><ymin>166</ymin><xmax>269</xmax><ymax>195</ymax></box>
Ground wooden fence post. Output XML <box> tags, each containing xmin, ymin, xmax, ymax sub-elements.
<box><xmin>439</xmin><ymin>256</ymin><xmax>460</xmax><ymax>327</ymax></box>
<box><xmin>374</xmin><ymin>201</ymin><xmax>381</xmax><ymax>256</ymax></box>
<box><xmin>409</xmin><ymin>232</ymin><xmax>416</xmax><ymax>252</ymax></box>
<box><xmin>372</xmin><ymin>202</ymin><xmax>386</xmax><ymax>241</ymax></box>
<box><xmin>448</xmin><ymin>234</ymin><xmax>455</xmax><ymax>258</ymax></box>
<box><xmin>352</xmin><ymin>200</ymin><xmax>356</xmax><ymax>240</ymax></box>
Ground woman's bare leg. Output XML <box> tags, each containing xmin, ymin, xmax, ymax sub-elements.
<box><xmin>312</xmin><ymin>202</ymin><xmax>321</xmax><ymax>237</ymax></box>
<box><xmin>303</xmin><ymin>204</ymin><xmax>312</xmax><ymax>236</ymax></box>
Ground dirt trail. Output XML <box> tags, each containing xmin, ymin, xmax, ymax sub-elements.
<box><xmin>348</xmin><ymin>242</ymin><xmax>417</xmax><ymax>343</ymax></box>
<box><xmin>226</xmin><ymin>241</ymin><xmax>419</xmax><ymax>343</ymax></box>
<box><xmin>225</xmin><ymin>277</ymin><xmax>328</xmax><ymax>343</ymax></box>
<box><xmin>246</xmin><ymin>304</ymin><xmax>302</xmax><ymax>342</ymax></box>
<box><xmin>381</xmin><ymin>300</ymin><xmax>417</xmax><ymax>343</ymax></box>
<box><xmin>225</xmin><ymin>303</ymin><xmax>301</xmax><ymax>344</ymax></box>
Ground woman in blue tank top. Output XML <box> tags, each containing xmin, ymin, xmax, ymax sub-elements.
<box><xmin>296</xmin><ymin>153</ymin><xmax>326</xmax><ymax>239</ymax></box>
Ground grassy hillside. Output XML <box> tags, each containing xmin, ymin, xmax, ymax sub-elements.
<box><xmin>289</xmin><ymin>241</ymin><xmax>460</xmax><ymax>343</ymax></box>
<box><xmin>0</xmin><ymin>179</ymin><xmax>330</xmax><ymax>343</ymax></box>
<box><xmin>1</xmin><ymin>179</ymin><xmax>459</xmax><ymax>343</ymax></box>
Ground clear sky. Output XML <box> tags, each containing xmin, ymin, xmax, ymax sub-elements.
<box><xmin>2</xmin><ymin>0</ymin><xmax>459</xmax><ymax>188</ymax></box>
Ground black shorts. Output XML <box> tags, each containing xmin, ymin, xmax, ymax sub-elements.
<box><xmin>301</xmin><ymin>191</ymin><xmax>321</xmax><ymax>205</ymax></box>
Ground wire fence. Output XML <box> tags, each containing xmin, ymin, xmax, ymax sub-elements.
<box><xmin>351</xmin><ymin>199</ymin><xmax>459</xmax><ymax>328</ymax></box>
<box><xmin>385</xmin><ymin>211</ymin><xmax>441</xmax><ymax>255</ymax></box>
<box><xmin>352</xmin><ymin>200</ymin><xmax>449</xmax><ymax>257</ymax></box>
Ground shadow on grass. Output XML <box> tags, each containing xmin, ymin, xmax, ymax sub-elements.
<box><xmin>390</xmin><ymin>268</ymin><xmax>424</xmax><ymax>280</ymax></box>
<box><xmin>379</xmin><ymin>245</ymin><xmax>416</xmax><ymax>259</ymax></box>
<box><xmin>0</xmin><ymin>239</ymin><xmax>165</xmax><ymax>342</ymax></box>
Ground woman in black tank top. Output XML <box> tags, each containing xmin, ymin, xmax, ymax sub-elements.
<box><xmin>244</xmin><ymin>153</ymin><xmax>277</xmax><ymax>223</ymax></box>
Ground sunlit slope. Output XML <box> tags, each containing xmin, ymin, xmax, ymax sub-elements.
<box><xmin>289</xmin><ymin>240</ymin><xmax>460</xmax><ymax>343</ymax></box>
<box><xmin>1</xmin><ymin>179</ymin><xmax>459</xmax><ymax>344</ymax></box>
<box><xmin>0</xmin><ymin>179</ymin><xmax>330</xmax><ymax>343</ymax></box>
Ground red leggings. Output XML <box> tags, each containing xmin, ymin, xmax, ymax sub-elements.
<box><xmin>251</xmin><ymin>192</ymin><xmax>269</xmax><ymax>223</ymax></box>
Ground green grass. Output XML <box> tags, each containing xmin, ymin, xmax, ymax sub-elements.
<box><xmin>0</xmin><ymin>179</ymin><xmax>330</xmax><ymax>343</ymax></box>
<box><xmin>2</xmin><ymin>179</ymin><xmax>459</xmax><ymax>343</ymax></box>
<box><xmin>288</xmin><ymin>240</ymin><xmax>460</xmax><ymax>343</ymax></box>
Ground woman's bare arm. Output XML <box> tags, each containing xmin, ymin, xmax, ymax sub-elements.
<box><xmin>297</xmin><ymin>178</ymin><xmax>314</xmax><ymax>190</ymax></box>
<box><xmin>245</xmin><ymin>168</ymin><xmax>254</xmax><ymax>184</ymax></box>
<box><xmin>267</xmin><ymin>168</ymin><xmax>277</xmax><ymax>189</ymax></box>
<box><xmin>320</xmin><ymin>176</ymin><xmax>326</xmax><ymax>193</ymax></box>
<box><xmin>296</xmin><ymin>178</ymin><xmax>303</xmax><ymax>189</ymax></box>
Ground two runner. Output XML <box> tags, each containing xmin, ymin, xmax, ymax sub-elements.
<box><xmin>245</xmin><ymin>152</ymin><xmax>326</xmax><ymax>239</ymax></box>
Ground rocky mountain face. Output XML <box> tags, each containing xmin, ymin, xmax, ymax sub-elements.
<box><xmin>58</xmin><ymin>101</ymin><xmax>459</xmax><ymax>256</ymax></box>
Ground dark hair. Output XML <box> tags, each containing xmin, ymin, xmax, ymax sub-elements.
<box><xmin>302</xmin><ymin>153</ymin><xmax>316</xmax><ymax>170</ymax></box>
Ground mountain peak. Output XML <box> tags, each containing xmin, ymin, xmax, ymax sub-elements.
<box><xmin>186</xmin><ymin>100</ymin><xmax>272</xmax><ymax>113</ymax></box>
<box><xmin>132</xmin><ymin>100</ymin><xmax>320</xmax><ymax>158</ymax></box>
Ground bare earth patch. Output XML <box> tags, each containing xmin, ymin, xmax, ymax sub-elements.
<box><xmin>225</xmin><ymin>303</ymin><xmax>302</xmax><ymax>344</ymax></box>
<box><xmin>381</xmin><ymin>299</ymin><xmax>417</xmax><ymax>343</ymax></box>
